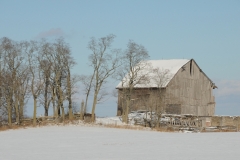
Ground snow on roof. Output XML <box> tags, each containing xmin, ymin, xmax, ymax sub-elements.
<box><xmin>147</xmin><ymin>59</ymin><xmax>190</xmax><ymax>75</ymax></box>
<box><xmin>116</xmin><ymin>59</ymin><xmax>190</xmax><ymax>88</ymax></box>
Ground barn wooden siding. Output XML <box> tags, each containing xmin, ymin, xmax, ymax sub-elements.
<box><xmin>117</xmin><ymin>59</ymin><xmax>216</xmax><ymax>116</ymax></box>
<box><xmin>165</xmin><ymin>60</ymin><xmax>215</xmax><ymax>116</ymax></box>
<box><xmin>117</xmin><ymin>88</ymin><xmax>165</xmax><ymax>116</ymax></box>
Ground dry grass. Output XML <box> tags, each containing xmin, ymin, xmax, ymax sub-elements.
<box><xmin>0</xmin><ymin>124</ymin><xmax>29</xmax><ymax>132</ymax></box>
<box><xmin>103</xmin><ymin>124</ymin><xmax>148</xmax><ymax>130</ymax></box>
<box><xmin>153</xmin><ymin>126</ymin><xmax>175</xmax><ymax>132</ymax></box>
<box><xmin>101</xmin><ymin>123</ymin><xmax>176</xmax><ymax>132</ymax></box>
<box><xmin>1</xmin><ymin>120</ymin><xmax>238</xmax><ymax>133</ymax></box>
<box><xmin>0</xmin><ymin>121</ymin><xmax>181</xmax><ymax>133</ymax></box>
<box><xmin>201</xmin><ymin>128</ymin><xmax>238</xmax><ymax>133</ymax></box>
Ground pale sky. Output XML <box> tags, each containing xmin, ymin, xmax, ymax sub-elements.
<box><xmin>1</xmin><ymin>0</ymin><xmax>240</xmax><ymax>116</ymax></box>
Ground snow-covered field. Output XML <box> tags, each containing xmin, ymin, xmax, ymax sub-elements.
<box><xmin>0</xmin><ymin>125</ymin><xmax>239</xmax><ymax>160</ymax></box>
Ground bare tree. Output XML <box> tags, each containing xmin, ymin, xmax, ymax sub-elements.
<box><xmin>62</xmin><ymin>53</ymin><xmax>77</xmax><ymax>120</ymax></box>
<box><xmin>16</xmin><ymin>69</ymin><xmax>30</xmax><ymax>121</ymax></box>
<box><xmin>0</xmin><ymin>37</ymin><xmax>29</xmax><ymax>125</ymax></box>
<box><xmin>116</xmin><ymin>40</ymin><xmax>149</xmax><ymax>123</ymax></box>
<box><xmin>79</xmin><ymin>74</ymin><xmax>94</xmax><ymax>116</ymax></box>
<box><xmin>151</xmin><ymin>67</ymin><xmax>172</xmax><ymax>127</ymax></box>
<box><xmin>38</xmin><ymin>41</ymin><xmax>53</xmax><ymax>116</ymax></box>
<box><xmin>45</xmin><ymin>38</ymin><xmax>77</xmax><ymax>121</ymax></box>
<box><xmin>52</xmin><ymin>40</ymin><xmax>66</xmax><ymax>120</ymax></box>
<box><xmin>88</xmin><ymin>34</ymin><xmax>122</xmax><ymax>121</ymax></box>
<box><xmin>0</xmin><ymin>37</ymin><xmax>78</xmax><ymax>125</ymax></box>
<box><xmin>25</xmin><ymin>41</ymin><xmax>45</xmax><ymax>126</ymax></box>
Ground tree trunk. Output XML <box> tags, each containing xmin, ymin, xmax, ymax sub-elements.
<box><xmin>14</xmin><ymin>97</ymin><xmax>19</xmax><ymax>124</ymax></box>
<box><xmin>33</xmin><ymin>97</ymin><xmax>37</xmax><ymax>126</ymax></box>
<box><xmin>19</xmin><ymin>95</ymin><xmax>24</xmax><ymax>121</ymax></box>
<box><xmin>80</xmin><ymin>100</ymin><xmax>84</xmax><ymax>120</ymax></box>
<box><xmin>91</xmin><ymin>93</ymin><xmax>98</xmax><ymax>122</ymax></box>
<box><xmin>68</xmin><ymin>107</ymin><xmax>73</xmax><ymax>120</ymax></box>
<box><xmin>52</xmin><ymin>99</ymin><xmax>56</xmax><ymax>117</ymax></box>
<box><xmin>123</xmin><ymin>89</ymin><xmax>132</xmax><ymax>124</ymax></box>
<box><xmin>57</xmin><ymin>105</ymin><xmax>61</xmax><ymax>116</ymax></box>
<box><xmin>44</xmin><ymin>75</ymin><xmax>49</xmax><ymax>116</ymax></box>
<box><xmin>68</xmin><ymin>97</ymin><xmax>73</xmax><ymax>120</ymax></box>
<box><xmin>44</xmin><ymin>107</ymin><xmax>48</xmax><ymax>116</ymax></box>
<box><xmin>61</xmin><ymin>106</ymin><xmax>65</xmax><ymax>121</ymax></box>
<box><xmin>84</xmin><ymin>94</ymin><xmax>89</xmax><ymax>114</ymax></box>
<box><xmin>124</xmin><ymin>98</ymin><xmax>130</xmax><ymax>123</ymax></box>
<box><xmin>122</xmin><ymin>111</ymin><xmax>125</xmax><ymax>123</ymax></box>
<box><xmin>84</xmin><ymin>72</ymin><xmax>95</xmax><ymax>115</ymax></box>
<box><xmin>7</xmin><ymin>99</ymin><xmax>12</xmax><ymax>126</ymax></box>
<box><xmin>67</xmin><ymin>69</ymin><xmax>73</xmax><ymax>120</ymax></box>
<box><xmin>52</xmin><ymin>94</ymin><xmax>57</xmax><ymax>118</ymax></box>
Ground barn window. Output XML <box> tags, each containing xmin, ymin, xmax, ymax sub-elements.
<box><xmin>190</xmin><ymin>60</ymin><xmax>192</xmax><ymax>75</ymax></box>
<box><xmin>165</xmin><ymin>104</ymin><xmax>181</xmax><ymax>114</ymax></box>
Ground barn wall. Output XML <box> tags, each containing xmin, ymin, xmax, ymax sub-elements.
<box><xmin>117</xmin><ymin>60</ymin><xmax>216</xmax><ymax>116</ymax></box>
<box><xmin>116</xmin><ymin>88</ymin><xmax>165</xmax><ymax>116</ymax></box>
<box><xmin>165</xmin><ymin>60</ymin><xmax>215</xmax><ymax>116</ymax></box>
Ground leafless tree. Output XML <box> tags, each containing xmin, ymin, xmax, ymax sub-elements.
<box><xmin>46</xmin><ymin>38</ymin><xmax>77</xmax><ymax>121</ymax></box>
<box><xmin>88</xmin><ymin>34</ymin><xmax>122</xmax><ymax>121</ymax></box>
<box><xmin>116</xmin><ymin>40</ymin><xmax>149</xmax><ymax>123</ymax></box>
<box><xmin>151</xmin><ymin>67</ymin><xmax>172</xmax><ymax>127</ymax></box>
<box><xmin>38</xmin><ymin>41</ymin><xmax>53</xmax><ymax>117</ymax></box>
<box><xmin>0</xmin><ymin>37</ymin><xmax>29</xmax><ymax>125</ymax></box>
<box><xmin>0</xmin><ymin>37</ymin><xmax>78</xmax><ymax>125</ymax></box>
<box><xmin>25</xmin><ymin>40</ymin><xmax>45</xmax><ymax>126</ymax></box>
<box><xmin>79</xmin><ymin>75</ymin><xmax>94</xmax><ymax>116</ymax></box>
<box><xmin>50</xmin><ymin>39</ymin><xmax>67</xmax><ymax>120</ymax></box>
<box><xmin>63</xmin><ymin>53</ymin><xmax>77</xmax><ymax>120</ymax></box>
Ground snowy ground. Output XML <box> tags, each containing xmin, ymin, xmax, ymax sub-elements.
<box><xmin>0</xmin><ymin>124</ymin><xmax>240</xmax><ymax>160</ymax></box>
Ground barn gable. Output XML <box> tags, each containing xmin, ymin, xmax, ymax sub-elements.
<box><xmin>116</xmin><ymin>59</ymin><xmax>216</xmax><ymax>116</ymax></box>
<box><xmin>165</xmin><ymin>59</ymin><xmax>216</xmax><ymax>116</ymax></box>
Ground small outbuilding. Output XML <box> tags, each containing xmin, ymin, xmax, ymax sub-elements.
<box><xmin>116</xmin><ymin>59</ymin><xmax>217</xmax><ymax>116</ymax></box>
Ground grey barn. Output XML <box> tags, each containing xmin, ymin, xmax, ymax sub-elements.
<box><xmin>116</xmin><ymin>59</ymin><xmax>217</xmax><ymax>116</ymax></box>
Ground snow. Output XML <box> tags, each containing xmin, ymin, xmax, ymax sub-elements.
<box><xmin>147</xmin><ymin>59</ymin><xmax>190</xmax><ymax>75</ymax></box>
<box><xmin>0</xmin><ymin>124</ymin><xmax>240</xmax><ymax>160</ymax></box>
<box><xmin>116</xmin><ymin>59</ymin><xmax>190</xmax><ymax>88</ymax></box>
<box><xmin>96</xmin><ymin>116</ymin><xmax>137</xmax><ymax>125</ymax></box>
<box><xmin>96</xmin><ymin>116</ymin><xmax>125</xmax><ymax>125</ymax></box>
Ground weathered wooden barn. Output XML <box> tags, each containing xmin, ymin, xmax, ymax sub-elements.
<box><xmin>116</xmin><ymin>59</ymin><xmax>217</xmax><ymax>116</ymax></box>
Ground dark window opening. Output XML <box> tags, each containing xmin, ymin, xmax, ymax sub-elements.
<box><xmin>165</xmin><ymin>104</ymin><xmax>181</xmax><ymax>114</ymax></box>
<box><xmin>190</xmin><ymin>59</ymin><xmax>192</xmax><ymax>75</ymax></box>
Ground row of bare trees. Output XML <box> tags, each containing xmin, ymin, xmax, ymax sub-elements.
<box><xmin>0</xmin><ymin>34</ymin><xmax>170</xmax><ymax>125</ymax></box>
<box><xmin>0</xmin><ymin>37</ymin><xmax>78</xmax><ymax>126</ymax></box>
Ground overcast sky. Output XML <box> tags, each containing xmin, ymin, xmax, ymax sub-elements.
<box><xmin>1</xmin><ymin>0</ymin><xmax>240</xmax><ymax>116</ymax></box>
